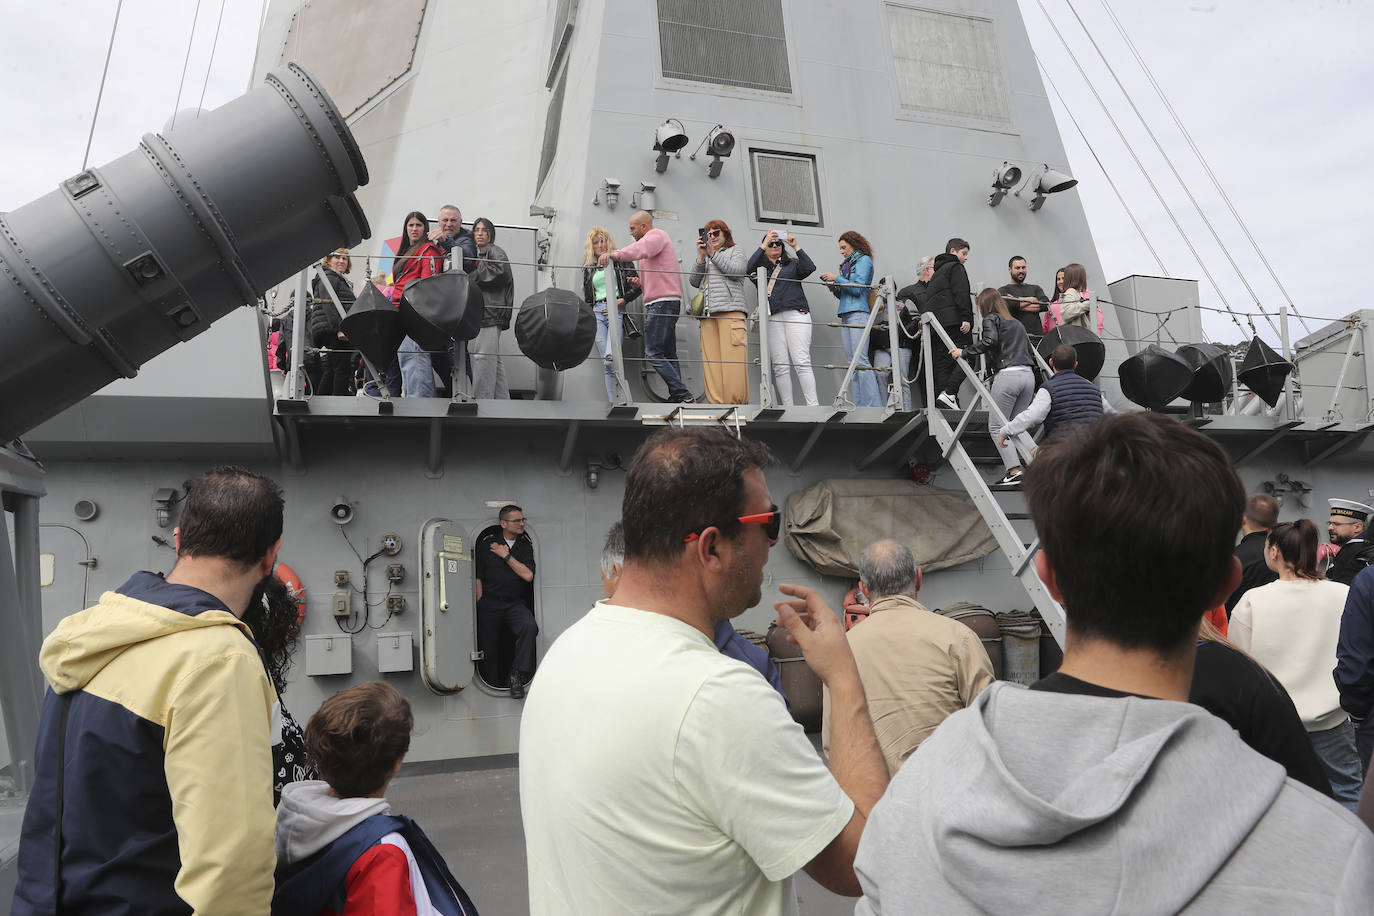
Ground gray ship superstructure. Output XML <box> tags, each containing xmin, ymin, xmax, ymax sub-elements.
<box><xmin>2</xmin><ymin>2</ymin><xmax>1372</xmax><ymax>905</ymax></box>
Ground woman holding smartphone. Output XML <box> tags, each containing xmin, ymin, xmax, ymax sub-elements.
<box><xmin>746</xmin><ymin>229</ymin><xmax>818</xmax><ymax>406</ymax></box>
<box><xmin>689</xmin><ymin>219</ymin><xmax>750</xmax><ymax>404</ymax></box>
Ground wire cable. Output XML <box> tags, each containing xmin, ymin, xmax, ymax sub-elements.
<box><xmin>195</xmin><ymin>0</ymin><xmax>229</xmax><ymax>115</ymax></box>
<box><xmin>83</xmin><ymin>0</ymin><xmax>124</xmax><ymax>171</ymax></box>
<box><xmin>1099</xmin><ymin>0</ymin><xmax>1311</xmax><ymax>336</ymax></box>
<box><xmin>1037</xmin><ymin>60</ymin><xmax>1168</xmax><ymax>275</ymax></box>
<box><xmin>1060</xmin><ymin>0</ymin><xmax>1279</xmax><ymax>338</ymax></box>
<box><xmin>1030</xmin><ymin>0</ymin><xmax>1247</xmax><ymax>336</ymax></box>
<box><xmin>169</xmin><ymin>0</ymin><xmax>205</xmax><ymax>133</ymax></box>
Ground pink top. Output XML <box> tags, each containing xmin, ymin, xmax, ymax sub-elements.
<box><xmin>611</xmin><ymin>228</ymin><xmax>682</xmax><ymax>303</ymax></box>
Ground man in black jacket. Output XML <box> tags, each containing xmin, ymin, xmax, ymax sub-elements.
<box><xmin>1226</xmin><ymin>493</ymin><xmax>1280</xmax><ymax>615</ymax></box>
<box><xmin>920</xmin><ymin>238</ymin><xmax>973</xmax><ymax>409</ymax></box>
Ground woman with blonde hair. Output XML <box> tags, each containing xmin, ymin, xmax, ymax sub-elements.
<box><xmin>1231</xmin><ymin>519</ymin><xmax>1362</xmax><ymax>809</ymax></box>
<box><xmin>689</xmin><ymin>219</ymin><xmax>750</xmax><ymax>404</ymax></box>
<box><xmin>950</xmin><ymin>288</ymin><xmax>1036</xmax><ymax>487</ymax></box>
<box><xmin>582</xmin><ymin>227</ymin><xmax>641</xmax><ymax>402</ymax></box>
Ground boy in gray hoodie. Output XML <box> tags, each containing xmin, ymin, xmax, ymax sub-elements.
<box><xmin>855</xmin><ymin>413</ymin><xmax>1374</xmax><ymax>914</ymax></box>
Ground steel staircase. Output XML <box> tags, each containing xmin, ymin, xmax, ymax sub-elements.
<box><xmin>918</xmin><ymin>314</ymin><xmax>1067</xmax><ymax>647</ymax></box>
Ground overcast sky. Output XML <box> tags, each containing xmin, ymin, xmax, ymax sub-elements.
<box><xmin>2</xmin><ymin>0</ymin><xmax>1368</xmax><ymax>344</ymax></box>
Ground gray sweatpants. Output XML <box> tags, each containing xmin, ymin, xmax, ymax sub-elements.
<box><xmin>471</xmin><ymin>325</ymin><xmax>509</xmax><ymax>399</ymax></box>
<box><xmin>990</xmin><ymin>368</ymin><xmax>1035</xmax><ymax>471</ymax></box>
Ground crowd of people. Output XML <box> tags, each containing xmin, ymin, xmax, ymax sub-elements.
<box><xmin>12</xmin><ymin>414</ymin><xmax>1374</xmax><ymax>913</ymax></box>
<box><xmin>271</xmin><ymin>208</ymin><xmax>1101</xmax><ymax>412</ymax></box>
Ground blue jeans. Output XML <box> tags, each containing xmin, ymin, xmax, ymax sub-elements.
<box><xmin>1309</xmin><ymin>719</ymin><xmax>1363</xmax><ymax>812</ymax></box>
<box><xmin>840</xmin><ymin>316</ymin><xmax>882</xmax><ymax>407</ymax></box>
<box><xmin>398</xmin><ymin>336</ymin><xmax>434</xmax><ymax>397</ymax></box>
<box><xmin>594</xmin><ymin>303</ymin><xmax>619</xmax><ymax>402</ymax></box>
<box><xmin>645</xmin><ymin>299</ymin><xmax>690</xmax><ymax>401</ymax></box>
<box><xmin>1356</xmin><ymin>714</ymin><xmax>1374</xmax><ymax>779</ymax></box>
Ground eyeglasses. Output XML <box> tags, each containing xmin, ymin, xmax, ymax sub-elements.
<box><xmin>766</xmin><ymin>241</ymin><xmax>783</xmax><ymax>248</ymax></box>
<box><xmin>682</xmin><ymin>504</ymin><xmax>781</xmax><ymax>543</ymax></box>
<box><xmin>707</xmin><ymin>229</ymin><xmax>723</xmax><ymax>237</ymax></box>
<box><xmin>1329</xmin><ymin>519</ymin><xmax>1360</xmax><ymax>528</ymax></box>
<box><xmin>503</xmin><ymin>516</ymin><xmax>526</xmax><ymax>524</ymax></box>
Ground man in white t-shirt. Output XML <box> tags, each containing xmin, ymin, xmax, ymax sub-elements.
<box><xmin>519</xmin><ymin>427</ymin><xmax>888</xmax><ymax>915</ymax></box>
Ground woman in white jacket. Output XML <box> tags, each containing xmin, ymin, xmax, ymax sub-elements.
<box><xmin>689</xmin><ymin>219</ymin><xmax>750</xmax><ymax>404</ymax></box>
<box><xmin>1231</xmin><ymin>518</ymin><xmax>1362</xmax><ymax>810</ymax></box>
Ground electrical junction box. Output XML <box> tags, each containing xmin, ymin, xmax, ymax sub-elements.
<box><xmin>304</xmin><ymin>634</ymin><xmax>353</xmax><ymax>676</ymax></box>
<box><xmin>377</xmin><ymin>632</ymin><xmax>414</xmax><ymax>673</ymax></box>
<box><xmin>331</xmin><ymin>590</ymin><xmax>350</xmax><ymax>617</ymax></box>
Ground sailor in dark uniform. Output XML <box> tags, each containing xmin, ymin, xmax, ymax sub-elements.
<box><xmin>1326</xmin><ymin>498</ymin><xmax>1374</xmax><ymax>586</ymax></box>
<box><xmin>475</xmin><ymin>504</ymin><xmax>538</xmax><ymax>698</ymax></box>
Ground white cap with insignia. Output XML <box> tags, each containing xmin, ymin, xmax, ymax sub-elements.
<box><xmin>1328</xmin><ymin>499</ymin><xmax>1373</xmax><ymax>524</ymax></box>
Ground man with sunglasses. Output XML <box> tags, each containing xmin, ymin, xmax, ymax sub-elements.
<box><xmin>521</xmin><ymin>427</ymin><xmax>887</xmax><ymax>914</ymax></box>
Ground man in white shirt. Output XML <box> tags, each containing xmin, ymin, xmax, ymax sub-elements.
<box><xmin>520</xmin><ymin>427</ymin><xmax>888</xmax><ymax>915</ymax></box>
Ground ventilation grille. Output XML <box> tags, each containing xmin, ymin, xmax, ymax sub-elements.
<box><xmin>886</xmin><ymin>5</ymin><xmax>1010</xmax><ymax>123</ymax></box>
<box><xmin>658</xmin><ymin>0</ymin><xmax>791</xmax><ymax>94</ymax></box>
<box><xmin>751</xmin><ymin>151</ymin><xmax>821</xmax><ymax>225</ymax></box>
<box><xmin>537</xmin><ymin>68</ymin><xmax>568</xmax><ymax>191</ymax></box>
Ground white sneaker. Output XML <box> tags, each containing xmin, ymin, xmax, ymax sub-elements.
<box><xmin>935</xmin><ymin>392</ymin><xmax>958</xmax><ymax>410</ymax></box>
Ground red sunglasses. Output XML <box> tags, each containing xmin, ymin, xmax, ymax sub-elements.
<box><xmin>683</xmin><ymin>505</ymin><xmax>781</xmax><ymax>543</ymax></box>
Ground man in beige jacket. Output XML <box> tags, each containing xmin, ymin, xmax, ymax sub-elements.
<box><xmin>824</xmin><ymin>539</ymin><xmax>994</xmax><ymax>775</ymax></box>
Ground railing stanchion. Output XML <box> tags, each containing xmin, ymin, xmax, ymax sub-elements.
<box><xmin>756</xmin><ymin>265</ymin><xmax>775</xmax><ymax>407</ymax></box>
<box><xmin>283</xmin><ymin>269</ymin><xmax>310</xmax><ymax>400</ymax></box>
<box><xmin>883</xmin><ymin>281</ymin><xmax>904</xmax><ymax>412</ymax></box>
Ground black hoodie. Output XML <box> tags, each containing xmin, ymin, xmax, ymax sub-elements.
<box><xmin>921</xmin><ymin>252</ymin><xmax>972</xmax><ymax>328</ymax></box>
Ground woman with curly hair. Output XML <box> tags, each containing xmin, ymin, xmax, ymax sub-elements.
<box><xmin>820</xmin><ymin>230</ymin><xmax>881</xmax><ymax>407</ymax></box>
<box><xmin>582</xmin><ymin>226</ymin><xmax>642</xmax><ymax>401</ymax></box>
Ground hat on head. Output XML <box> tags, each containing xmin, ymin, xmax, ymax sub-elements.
<box><xmin>1328</xmin><ymin>499</ymin><xmax>1373</xmax><ymax>524</ymax></box>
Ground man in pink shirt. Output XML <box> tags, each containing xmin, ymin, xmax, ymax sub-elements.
<box><xmin>599</xmin><ymin>211</ymin><xmax>694</xmax><ymax>402</ymax></box>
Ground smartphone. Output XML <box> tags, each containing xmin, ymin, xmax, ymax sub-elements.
<box><xmin>698</xmin><ymin>227</ymin><xmax>708</xmax><ymax>245</ymax></box>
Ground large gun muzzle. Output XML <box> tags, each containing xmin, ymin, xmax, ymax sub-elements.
<box><xmin>0</xmin><ymin>62</ymin><xmax>370</xmax><ymax>442</ymax></box>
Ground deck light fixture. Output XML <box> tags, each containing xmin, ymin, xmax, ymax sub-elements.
<box><xmin>987</xmin><ymin>161</ymin><xmax>1022</xmax><ymax>207</ymax></box>
<box><xmin>631</xmin><ymin>182</ymin><xmax>657</xmax><ymax>211</ymax></box>
<box><xmin>592</xmin><ymin>178</ymin><xmax>621</xmax><ymax>209</ymax></box>
<box><xmin>690</xmin><ymin>125</ymin><xmax>736</xmax><ymax>178</ymax></box>
<box><xmin>653</xmin><ymin>118</ymin><xmax>688</xmax><ymax>173</ymax></box>
<box><xmin>1019</xmin><ymin>164</ymin><xmax>1078</xmax><ymax>211</ymax></box>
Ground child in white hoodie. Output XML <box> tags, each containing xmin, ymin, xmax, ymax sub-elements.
<box><xmin>272</xmin><ymin>681</ymin><xmax>477</xmax><ymax>916</ymax></box>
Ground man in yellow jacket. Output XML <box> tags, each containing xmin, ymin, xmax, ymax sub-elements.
<box><xmin>12</xmin><ymin>466</ymin><xmax>283</xmax><ymax>915</ymax></box>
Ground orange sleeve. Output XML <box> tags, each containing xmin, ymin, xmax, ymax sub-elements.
<box><xmin>342</xmin><ymin>843</ymin><xmax>417</xmax><ymax>916</ymax></box>
<box><xmin>1204</xmin><ymin>605</ymin><xmax>1229</xmax><ymax>638</ymax></box>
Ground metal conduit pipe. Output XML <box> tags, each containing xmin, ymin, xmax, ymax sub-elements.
<box><xmin>0</xmin><ymin>62</ymin><xmax>369</xmax><ymax>442</ymax></box>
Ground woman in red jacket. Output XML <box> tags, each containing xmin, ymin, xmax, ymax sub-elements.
<box><xmin>391</xmin><ymin>211</ymin><xmax>445</xmax><ymax>397</ymax></box>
